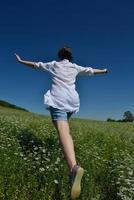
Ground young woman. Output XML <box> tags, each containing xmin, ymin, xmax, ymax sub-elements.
<box><xmin>15</xmin><ymin>47</ymin><xmax>108</xmax><ymax>199</ymax></box>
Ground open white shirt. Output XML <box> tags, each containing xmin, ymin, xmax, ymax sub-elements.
<box><xmin>34</xmin><ymin>59</ymin><xmax>94</xmax><ymax>113</ymax></box>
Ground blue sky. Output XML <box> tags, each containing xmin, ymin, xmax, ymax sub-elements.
<box><xmin>0</xmin><ymin>0</ymin><xmax>134</xmax><ymax>120</ymax></box>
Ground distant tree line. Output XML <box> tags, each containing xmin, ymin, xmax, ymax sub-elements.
<box><xmin>107</xmin><ymin>111</ymin><xmax>134</xmax><ymax>122</ymax></box>
<box><xmin>0</xmin><ymin>100</ymin><xmax>28</xmax><ymax>112</ymax></box>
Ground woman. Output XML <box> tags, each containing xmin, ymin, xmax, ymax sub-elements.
<box><xmin>15</xmin><ymin>47</ymin><xmax>108</xmax><ymax>199</ymax></box>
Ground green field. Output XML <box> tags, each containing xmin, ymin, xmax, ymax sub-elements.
<box><xmin>0</xmin><ymin>105</ymin><xmax>134</xmax><ymax>200</ymax></box>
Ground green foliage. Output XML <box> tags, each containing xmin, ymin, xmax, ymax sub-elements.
<box><xmin>107</xmin><ymin>110</ymin><xmax>134</xmax><ymax>123</ymax></box>
<box><xmin>0</xmin><ymin>107</ymin><xmax>134</xmax><ymax>200</ymax></box>
<box><xmin>107</xmin><ymin>118</ymin><xmax>116</xmax><ymax>122</ymax></box>
<box><xmin>123</xmin><ymin>111</ymin><xmax>134</xmax><ymax>122</ymax></box>
<box><xmin>0</xmin><ymin>99</ymin><xmax>28</xmax><ymax>112</ymax></box>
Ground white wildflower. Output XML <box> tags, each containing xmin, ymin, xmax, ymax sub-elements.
<box><xmin>39</xmin><ymin>168</ymin><xmax>45</xmax><ymax>172</ymax></box>
<box><xmin>42</xmin><ymin>149</ymin><xmax>46</xmax><ymax>153</ymax></box>
<box><xmin>54</xmin><ymin>179</ymin><xmax>59</xmax><ymax>184</ymax></box>
<box><xmin>35</xmin><ymin>157</ymin><xmax>39</xmax><ymax>160</ymax></box>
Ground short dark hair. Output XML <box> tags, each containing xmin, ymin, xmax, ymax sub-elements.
<box><xmin>58</xmin><ymin>46</ymin><xmax>73</xmax><ymax>62</ymax></box>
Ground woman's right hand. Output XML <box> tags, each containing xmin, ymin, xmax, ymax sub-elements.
<box><xmin>15</xmin><ymin>53</ymin><xmax>22</xmax><ymax>62</ymax></box>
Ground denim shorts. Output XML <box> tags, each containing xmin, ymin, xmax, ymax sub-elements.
<box><xmin>48</xmin><ymin>106</ymin><xmax>73</xmax><ymax>121</ymax></box>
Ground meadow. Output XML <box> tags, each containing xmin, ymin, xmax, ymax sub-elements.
<box><xmin>0</xmin><ymin>105</ymin><xmax>134</xmax><ymax>200</ymax></box>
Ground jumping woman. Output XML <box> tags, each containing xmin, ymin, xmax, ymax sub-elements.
<box><xmin>15</xmin><ymin>47</ymin><xmax>108</xmax><ymax>199</ymax></box>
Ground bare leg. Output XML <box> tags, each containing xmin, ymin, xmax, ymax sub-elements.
<box><xmin>52</xmin><ymin>120</ymin><xmax>77</xmax><ymax>173</ymax></box>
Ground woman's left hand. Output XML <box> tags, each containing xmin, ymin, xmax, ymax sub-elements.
<box><xmin>104</xmin><ymin>69</ymin><xmax>108</xmax><ymax>73</ymax></box>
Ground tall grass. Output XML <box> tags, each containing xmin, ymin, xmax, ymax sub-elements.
<box><xmin>0</xmin><ymin>106</ymin><xmax>134</xmax><ymax>200</ymax></box>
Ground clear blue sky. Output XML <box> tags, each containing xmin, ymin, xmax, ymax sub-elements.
<box><xmin>0</xmin><ymin>0</ymin><xmax>134</xmax><ymax>120</ymax></box>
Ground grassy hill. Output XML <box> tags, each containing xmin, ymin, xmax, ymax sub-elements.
<box><xmin>0</xmin><ymin>99</ymin><xmax>28</xmax><ymax>112</ymax></box>
<box><xmin>0</xmin><ymin>106</ymin><xmax>134</xmax><ymax>200</ymax></box>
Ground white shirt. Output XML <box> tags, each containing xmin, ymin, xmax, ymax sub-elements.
<box><xmin>34</xmin><ymin>59</ymin><xmax>94</xmax><ymax>113</ymax></box>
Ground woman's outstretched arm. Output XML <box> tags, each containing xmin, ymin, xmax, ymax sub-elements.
<box><xmin>75</xmin><ymin>64</ymin><xmax>109</xmax><ymax>76</ymax></box>
<box><xmin>93</xmin><ymin>68</ymin><xmax>108</xmax><ymax>75</ymax></box>
<box><xmin>15</xmin><ymin>54</ymin><xmax>36</xmax><ymax>68</ymax></box>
